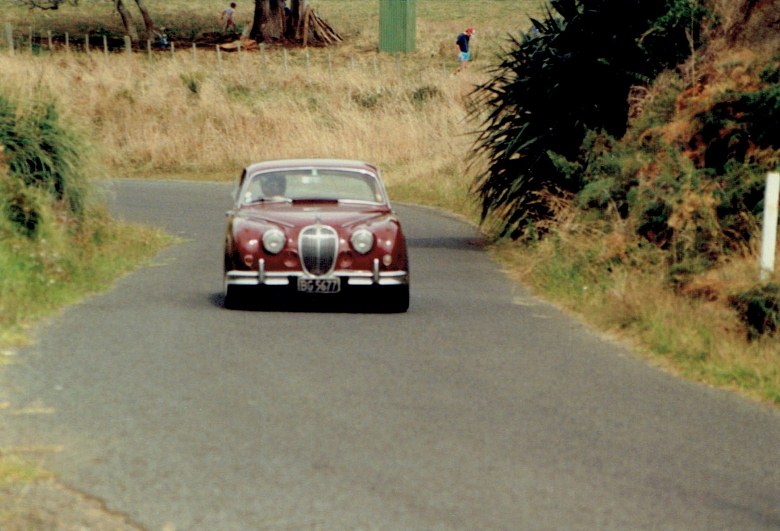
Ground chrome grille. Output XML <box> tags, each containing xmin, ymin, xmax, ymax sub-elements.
<box><xmin>299</xmin><ymin>224</ymin><xmax>338</xmax><ymax>276</ymax></box>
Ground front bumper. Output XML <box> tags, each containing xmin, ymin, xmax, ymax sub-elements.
<box><xmin>226</xmin><ymin>258</ymin><xmax>409</xmax><ymax>287</ymax></box>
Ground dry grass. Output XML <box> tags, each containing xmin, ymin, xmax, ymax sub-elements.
<box><xmin>491</xmin><ymin>205</ymin><xmax>780</xmax><ymax>406</ymax></box>
<box><xmin>0</xmin><ymin>50</ymin><xmax>477</xmax><ymax>207</ymax></box>
<box><xmin>0</xmin><ymin>0</ymin><xmax>539</xmax><ymax>211</ymax></box>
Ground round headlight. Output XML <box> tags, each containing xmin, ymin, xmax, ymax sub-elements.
<box><xmin>262</xmin><ymin>228</ymin><xmax>286</xmax><ymax>254</ymax></box>
<box><xmin>350</xmin><ymin>229</ymin><xmax>374</xmax><ymax>255</ymax></box>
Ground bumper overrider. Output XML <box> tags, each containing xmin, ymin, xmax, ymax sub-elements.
<box><xmin>225</xmin><ymin>258</ymin><xmax>409</xmax><ymax>287</ymax></box>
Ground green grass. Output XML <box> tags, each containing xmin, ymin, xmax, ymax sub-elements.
<box><xmin>0</xmin><ymin>218</ymin><xmax>172</xmax><ymax>350</ymax></box>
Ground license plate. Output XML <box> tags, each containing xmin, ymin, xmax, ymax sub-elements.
<box><xmin>297</xmin><ymin>277</ymin><xmax>340</xmax><ymax>293</ymax></box>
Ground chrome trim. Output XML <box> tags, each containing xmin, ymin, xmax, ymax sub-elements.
<box><xmin>224</xmin><ymin>269</ymin><xmax>409</xmax><ymax>287</ymax></box>
<box><xmin>299</xmin><ymin>224</ymin><xmax>338</xmax><ymax>276</ymax></box>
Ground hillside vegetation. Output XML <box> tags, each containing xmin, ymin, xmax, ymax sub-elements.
<box><xmin>484</xmin><ymin>0</ymin><xmax>780</xmax><ymax>404</ymax></box>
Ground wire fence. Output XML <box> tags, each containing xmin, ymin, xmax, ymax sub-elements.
<box><xmin>2</xmin><ymin>22</ymin><xmax>455</xmax><ymax>79</ymax></box>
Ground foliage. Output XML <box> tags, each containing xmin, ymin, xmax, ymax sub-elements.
<box><xmin>0</xmin><ymin>85</ymin><xmax>170</xmax><ymax>343</ymax></box>
<box><xmin>470</xmin><ymin>0</ymin><xmax>710</xmax><ymax>239</ymax></box>
<box><xmin>12</xmin><ymin>0</ymin><xmax>78</xmax><ymax>10</ymax></box>
<box><xmin>730</xmin><ymin>284</ymin><xmax>780</xmax><ymax>340</ymax></box>
<box><xmin>692</xmin><ymin>83</ymin><xmax>780</xmax><ymax>172</ymax></box>
<box><xmin>0</xmin><ymin>94</ymin><xmax>87</xmax><ymax>228</ymax></box>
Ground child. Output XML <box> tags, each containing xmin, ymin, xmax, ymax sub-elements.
<box><xmin>455</xmin><ymin>27</ymin><xmax>475</xmax><ymax>74</ymax></box>
<box><xmin>222</xmin><ymin>2</ymin><xmax>237</xmax><ymax>33</ymax></box>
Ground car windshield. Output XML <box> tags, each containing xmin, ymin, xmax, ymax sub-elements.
<box><xmin>242</xmin><ymin>169</ymin><xmax>384</xmax><ymax>205</ymax></box>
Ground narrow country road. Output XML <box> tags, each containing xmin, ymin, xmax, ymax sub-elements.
<box><xmin>2</xmin><ymin>179</ymin><xmax>780</xmax><ymax>530</ymax></box>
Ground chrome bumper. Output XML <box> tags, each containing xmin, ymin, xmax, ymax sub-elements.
<box><xmin>226</xmin><ymin>258</ymin><xmax>408</xmax><ymax>287</ymax></box>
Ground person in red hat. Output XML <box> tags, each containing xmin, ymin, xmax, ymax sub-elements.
<box><xmin>455</xmin><ymin>27</ymin><xmax>475</xmax><ymax>74</ymax></box>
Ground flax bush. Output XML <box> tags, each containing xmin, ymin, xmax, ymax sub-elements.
<box><xmin>470</xmin><ymin>0</ymin><xmax>710</xmax><ymax>239</ymax></box>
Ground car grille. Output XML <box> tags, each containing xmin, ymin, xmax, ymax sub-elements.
<box><xmin>299</xmin><ymin>224</ymin><xmax>338</xmax><ymax>276</ymax></box>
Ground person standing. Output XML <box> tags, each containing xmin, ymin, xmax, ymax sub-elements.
<box><xmin>455</xmin><ymin>27</ymin><xmax>475</xmax><ymax>74</ymax></box>
<box><xmin>222</xmin><ymin>2</ymin><xmax>238</xmax><ymax>33</ymax></box>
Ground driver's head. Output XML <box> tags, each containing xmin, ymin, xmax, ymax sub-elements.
<box><xmin>260</xmin><ymin>174</ymin><xmax>286</xmax><ymax>197</ymax></box>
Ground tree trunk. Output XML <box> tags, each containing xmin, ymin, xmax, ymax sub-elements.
<box><xmin>132</xmin><ymin>0</ymin><xmax>156</xmax><ymax>39</ymax></box>
<box><xmin>114</xmin><ymin>0</ymin><xmax>139</xmax><ymax>42</ymax></box>
<box><xmin>249</xmin><ymin>0</ymin><xmax>265</xmax><ymax>41</ymax></box>
<box><xmin>250</xmin><ymin>0</ymin><xmax>325</xmax><ymax>43</ymax></box>
<box><xmin>250</xmin><ymin>0</ymin><xmax>285</xmax><ymax>42</ymax></box>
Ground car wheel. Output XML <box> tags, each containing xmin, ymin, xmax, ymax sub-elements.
<box><xmin>383</xmin><ymin>285</ymin><xmax>409</xmax><ymax>313</ymax></box>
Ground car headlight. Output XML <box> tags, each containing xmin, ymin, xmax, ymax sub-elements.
<box><xmin>350</xmin><ymin>229</ymin><xmax>374</xmax><ymax>254</ymax></box>
<box><xmin>262</xmin><ymin>228</ymin><xmax>286</xmax><ymax>254</ymax></box>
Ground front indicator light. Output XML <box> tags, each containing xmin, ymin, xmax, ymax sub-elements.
<box><xmin>262</xmin><ymin>229</ymin><xmax>286</xmax><ymax>254</ymax></box>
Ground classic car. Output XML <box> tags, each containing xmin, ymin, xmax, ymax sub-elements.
<box><xmin>223</xmin><ymin>159</ymin><xmax>410</xmax><ymax>312</ymax></box>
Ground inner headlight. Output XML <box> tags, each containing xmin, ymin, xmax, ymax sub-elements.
<box><xmin>350</xmin><ymin>229</ymin><xmax>374</xmax><ymax>254</ymax></box>
<box><xmin>262</xmin><ymin>228</ymin><xmax>286</xmax><ymax>254</ymax></box>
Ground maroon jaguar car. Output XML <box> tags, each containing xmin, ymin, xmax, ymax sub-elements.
<box><xmin>223</xmin><ymin>159</ymin><xmax>410</xmax><ymax>312</ymax></box>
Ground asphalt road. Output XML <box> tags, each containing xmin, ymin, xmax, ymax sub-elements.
<box><xmin>3</xmin><ymin>179</ymin><xmax>780</xmax><ymax>530</ymax></box>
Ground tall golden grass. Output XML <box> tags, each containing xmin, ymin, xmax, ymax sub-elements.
<box><xmin>0</xmin><ymin>0</ymin><xmax>539</xmax><ymax>209</ymax></box>
<box><xmin>1</xmin><ymin>49</ymin><xmax>479</xmax><ymax>210</ymax></box>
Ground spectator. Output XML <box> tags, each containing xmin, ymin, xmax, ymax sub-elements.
<box><xmin>222</xmin><ymin>2</ymin><xmax>238</xmax><ymax>33</ymax></box>
<box><xmin>455</xmin><ymin>27</ymin><xmax>475</xmax><ymax>74</ymax></box>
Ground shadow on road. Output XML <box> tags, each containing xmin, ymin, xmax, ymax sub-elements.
<box><xmin>406</xmin><ymin>236</ymin><xmax>485</xmax><ymax>250</ymax></box>
<box><xmin>209</xmin><ymin>292</ymin><xmax>409</xmax><ymax>314</ymax></box>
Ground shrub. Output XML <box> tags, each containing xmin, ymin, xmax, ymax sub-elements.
<box><xmin>470</xmin><ymin>0</ymin><xmax>709</xmax><ymax>239</ymax></box>
<box><xmin>730</xmin><ymin>284</ymin><xmax>780</xmax><ymax>340</ymax></box>
<box><xmin>692</xmin><ymin>84</ymin><xmax>780</xmax><ymax>172</ymax></box>
<box><xmin>0</xmin><ymin>94</ymin><xmax>87</xmax><ymax>224</ymax></box>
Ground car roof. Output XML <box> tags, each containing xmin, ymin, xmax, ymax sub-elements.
<box><xmin>244</xmin><ymin>159</ymin><xmax>379</xmax><ymax>175</ymax></box>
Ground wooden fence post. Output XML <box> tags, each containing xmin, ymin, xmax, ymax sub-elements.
<box><xmin>5</xmin><ymin>23</ymin><xmax>14</xmax><ymax>55</ymax></box>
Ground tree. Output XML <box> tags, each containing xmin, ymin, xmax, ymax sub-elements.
<box><xmin>250</xmin><ymin>0</ymin><xmax>286</xmax><ymax>42</ymax></box>
<box><xmin>19</xmin><ymin>0</ymin><xmax>156</xmax><ymax>41</ymax></box>
<box><xmin>250</xmin><ymin>0</ymin><xmax>341</xmax><ymax>46</ymax></box>
<box><xmin>114</xmin><ymin>0</ymin><xmax>156</xmax><ymax>42</ymax></box>
<box><xmin>114</xmin><ymin>0</ymin><xmax>139</xmax><ymax>41</ymax></box>
<box><xmin>14</xmin><ymin>0</ymin><xmax>77</xmax><ymax>10</ymax></box>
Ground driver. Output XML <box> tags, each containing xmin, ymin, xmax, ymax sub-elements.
<box><xmin>259</xmin><ymin>174</ymin><xmax>287</xmax><ymax>198</ymax></box>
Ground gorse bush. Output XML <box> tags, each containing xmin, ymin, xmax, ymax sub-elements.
<box><xmin>693</xmin><ymin>83</ymin><xmax>780</xmax><ymax>172</ymax></box>
<box><xmin>470</xmin><ymin>0</ymin><xmax>710</xmax><ymax>239</ymax></box>
<box><xmin>730</xmin><ymin>284</ymin><xmax>780</xmax><ymax>340</ymax></box>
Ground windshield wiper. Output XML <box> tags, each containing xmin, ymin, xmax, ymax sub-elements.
<box><xmin>245</xmin><ymin>197</ymin><xmax>292</xmax><ymax>205</ymax></box>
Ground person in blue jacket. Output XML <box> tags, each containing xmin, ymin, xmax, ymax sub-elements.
<box><xmin>455</xmin><ymin>27</ymin><xmax>475</xmax><ymax>74</ymax></box>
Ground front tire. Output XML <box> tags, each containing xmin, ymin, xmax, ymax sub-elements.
<box><xmin>224</xmin><ymin>281</ymin><xmax>244</xmax><ymax>310</ymax></box>
<box><xmin>383</xmin><ymin>285</ymin><xmax>409</xmax><ymax>313</ymax></box>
